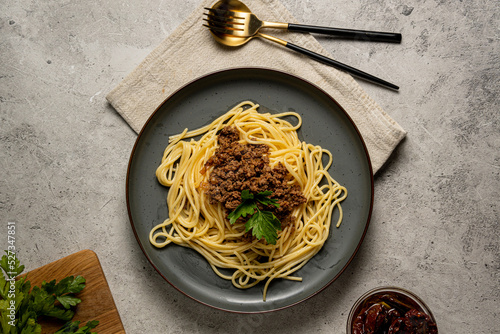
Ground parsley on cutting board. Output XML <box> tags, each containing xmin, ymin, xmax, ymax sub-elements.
<box><xmin>227</xmin><ymin>190</ymin><xmax>282</xmax><ymax>244</ymax></box>
<box><xmin>0</xmin><ymin>252</ymin><xmax>99</xmax><ymax>334</ymax></box>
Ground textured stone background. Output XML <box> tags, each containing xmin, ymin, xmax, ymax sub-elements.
<box><xmin>1</xmin><ymin>0</ymin><xmax>498</xmax><ymax>333</ymax></box>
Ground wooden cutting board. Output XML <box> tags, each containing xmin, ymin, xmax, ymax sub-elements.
<box><xmin>20</xmin><ymin>249</ymin><xmax>125</xmax><ymax>334</ymax></box>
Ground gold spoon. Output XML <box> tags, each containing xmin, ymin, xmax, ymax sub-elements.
<box><xmin>204</xmin><ymin>1</ymin><xmax>399</xmax><ymax>90</ymax></box>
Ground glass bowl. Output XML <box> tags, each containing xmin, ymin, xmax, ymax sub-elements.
<box><xmin>346</xmin><ymin>286</ymin><xmax>438</xmax><ymax>333</ymax></box>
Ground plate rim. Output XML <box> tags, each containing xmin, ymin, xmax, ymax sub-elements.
<box><xmin>126</xmin><ymin>67</ymin><xmax>374</xmax><ymax>313</ymax></box>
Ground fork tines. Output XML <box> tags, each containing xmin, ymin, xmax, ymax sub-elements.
<box><xmin>203</xmin><ymin>7</ymin><xmax>245</xmax><ymax>34</ymax></box>
<box><xmin>202</xmin><ymin>23</ymin><xmax>245</xmax><ymax>36</ymax></box>
<box><xmin>203</xmin><ymin>17</ymin><xmax>244</xmax><ymax>30</ymax></box>
<box><xmin>203</xmin><ymin>7</ymin><xmax>244</xmax><ymax>18</ymax></box>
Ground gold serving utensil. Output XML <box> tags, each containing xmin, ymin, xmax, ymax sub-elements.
<box><xmin>204</xmin><ymin>0</ymin><xmax>402</xmax><ymax>43</ymax></box>
<box><xmin>203</xmin><ymin>1</ymin><xmax>399</xmax><ymax>90</ymax></box>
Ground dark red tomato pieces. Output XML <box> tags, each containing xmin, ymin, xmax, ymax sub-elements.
<box><xmin>352</xmin><ymin>293</ymin><xmax>437</xmax><ymax>334</ymax></box>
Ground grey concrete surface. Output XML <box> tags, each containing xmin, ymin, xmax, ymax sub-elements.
<box><xmin>1</xmin><ymin>0</ymin><xmax>498</xmax><ymax>333</ymax></box>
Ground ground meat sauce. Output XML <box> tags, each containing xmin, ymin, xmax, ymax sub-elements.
<box><xmin>203</xmin><ymin>126</ymin><xmax>306</xmax><ymax>228</ymax></box>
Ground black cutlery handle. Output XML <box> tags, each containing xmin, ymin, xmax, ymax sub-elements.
<box><xmin>288</xmin><ymin>23</ymin><xmax>402</xmax><ymax>43</ymax></box>
<box><xmin>286</xmin><ymin>42</ymin><xmax>399</xmax><ymax>90</ymax></box>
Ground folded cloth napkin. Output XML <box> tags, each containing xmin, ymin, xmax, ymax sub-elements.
<box><xmin>106</xmin><ymin>0</ymin><xmax>406</xmax><ymax>174</ymax></box>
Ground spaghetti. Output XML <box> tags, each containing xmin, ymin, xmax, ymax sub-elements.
<box><xmin>150</xmin><ymin>101</ymin><xmax>347</xmax><ymax>300</ymax></box>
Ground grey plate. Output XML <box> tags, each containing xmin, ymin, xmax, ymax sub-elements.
<box><xmin>126</xmin><ymin>67</ymin><xmax>373</xmax><ymax>313</ymax></box>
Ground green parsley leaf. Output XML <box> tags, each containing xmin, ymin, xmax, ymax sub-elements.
<box><xmin>54</xmin><ymin>320</ymin><xmax>99</xmax><ymax>334</ymax></box>
<box><xmin>240</xmin><ymin>189</ymin><xmax>254</xmax><ymax>201</ymax></box>
<box><xmin>30</xmin><ymin>285</ymin><xmax>75</xmax><ymax>321</ymax></box>
<box><xmin>57</xmin><ymin>295</ymin><xmax>82</xmax><ymax>309</ymax></box>
<box><xmin>254</xmin><ymin>191</ymin><xmax>280</xmax><ymax>208</ymax></box>
<box><xmin>0</xmin><ymin>251</ymin><xmax>25</xmax><ymax>277</ymax></box>
<box><xmin>245</xmin><ymin>209</ymin><xmax>282</xmax><ymax>245</ymax></box>
<box><xmin>66</xmin><ymin>276</ymin><xmax>86</xmax><ymax>294</ymax></box>
<box><xmin>227</xmin><ymin>190</ymin><xmax>282</xmax><ymax>244</ymax></box>
<box><xmin>42</xmin><ymin>276</ymin><xmax>84</xmax><ymax>296</ymax></box>
<box><xmin>227</xmin><ymin>190</ymin><xmax>257</xmax><ymax>224</ymax></box>
<box><xmin>227</xmin><ymin>203</ymin><xmax>256</xmax><ymax>224</ymax></box>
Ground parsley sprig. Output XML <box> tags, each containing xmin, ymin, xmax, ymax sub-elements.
<box><xmin>227</xmin><ymin>190</ymin><xmax>282</xmax><ymax>244</ymax></box>
<box><xmin>0</xmin><ymin>252</ymin><xmax>99</xmax><ymax>334</ymax></box>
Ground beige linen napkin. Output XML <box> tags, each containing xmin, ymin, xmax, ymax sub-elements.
<box><xmin>106</xmin><ymin>0</ymin><xmax>406</xmax><ymax>173</ymax></box>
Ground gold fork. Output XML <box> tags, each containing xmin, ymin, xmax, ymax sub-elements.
<box><xmin>204</xmin><ymin>6</ymin><xmax>402</xmax><ymax>43</ymax></box>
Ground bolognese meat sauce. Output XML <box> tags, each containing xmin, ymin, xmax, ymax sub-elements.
<box><xmin>203</xmin><ymin>126</ymin><xmax>306</xmax><ymax>226</ymax></box>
